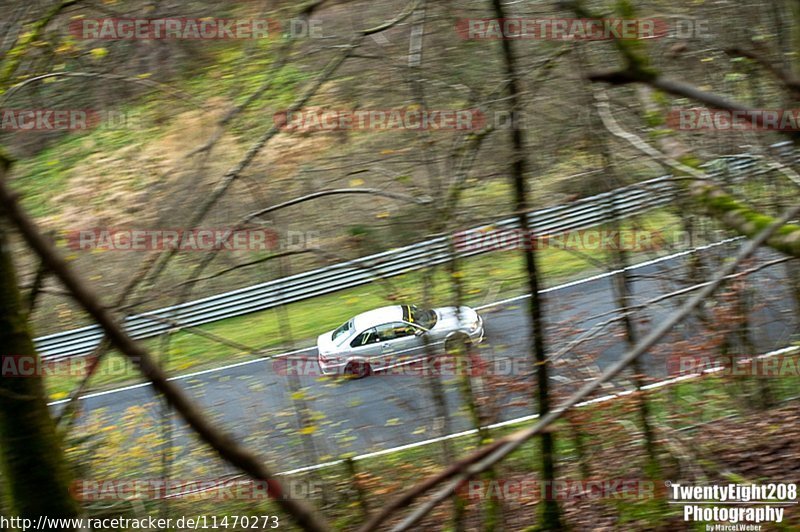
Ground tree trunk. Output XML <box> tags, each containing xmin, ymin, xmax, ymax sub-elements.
<box><xmin>0</xmin><ymin>158</ymin><xmax>78</xmax><ymax>526</ymax></box>
<box><xmin>489</xmin><ymin>0</ymin><xmax>563</xmax><ymax>528</ymax></box>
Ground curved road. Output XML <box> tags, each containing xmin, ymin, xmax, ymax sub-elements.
<box><xmin>54</xmin><ymin>243</ymin><xmax>798</xmax><ymax>477</ymax></box>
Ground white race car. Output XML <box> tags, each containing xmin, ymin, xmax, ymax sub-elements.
<box><xmin>317</xmin><ymin>304</ymin><xmax>484</xmax><ymax>377</ymax></box>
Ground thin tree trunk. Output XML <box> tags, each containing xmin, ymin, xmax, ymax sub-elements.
<box><xmin>0</xmin><ymin>172</ymin><xmax>78</xmax><ymax>526</ymax></box>
<box><xmin>607</xmin><ymin>223</ymin><xmax>660</xmax><ymax>475</ymax></box>
<box><xmin>790</xmin><ymin>0</ymin><xmax>800</xmax><ymax>79</ymax></box>
<box><xmin>489</xmin><ymin>0</ymin><xmax>563</xmax><ymax>528</ymax></box>
<box><xmin>566</xmin><ymin>411</ymin><xmax>591</xmax><ymax>481</ymax></box>
<box><xmin>445</xmin><ymin>238</ymin><xmax>502</xmax><ymax>531</ymax></box>
<box><xmin>732</xmin><ymin>281</ymin><xmax>773</xmax><ymax>410</ymax></box>
<box><xmin>577</xmin><ymin>40</ymin><xmax>660</xmax><ymax>475</ymax></box>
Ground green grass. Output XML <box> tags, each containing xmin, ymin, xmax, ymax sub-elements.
<box><xmin>43</xmin><ymin>209</ymin><xmax>689</xmax><ymax>401</ymax></box>
<box><xmin>311</xmin><ymin>362</ymin><xmax>799</xmax><ymax>529</ymax></box>
<box><xmin>11</xmin><ymin>32</ymin><xmax>692</xmax><ymax>403</ymax></box>
<box><xmin>11</xmin><ymin>41</ymin><xmax>306</xmax><ymax>219</ymax></box>
<box><xmin>69</xmin><ymin>352</ymin><xmax>800</xmax><ymax>530</ymax></box>
<box><xmin>345</xmin><ymin>357</ymin><xmax>800</xmax><ymax>472</ymax></box>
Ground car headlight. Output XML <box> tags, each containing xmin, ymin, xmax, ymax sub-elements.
<box><xmin>467</xmin><ymin>319</ymin><xmax>480</xmax><ymax>332</ymax></box>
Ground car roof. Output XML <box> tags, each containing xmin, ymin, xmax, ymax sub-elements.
<box><xmin>352</xmin><ymin>305</ymin><xmax>403</xmax><ymax>331</ymax></box>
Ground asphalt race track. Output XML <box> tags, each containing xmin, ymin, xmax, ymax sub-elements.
<box><xmin>53</xmin><ymin>244</ymin><xmax>799</xmax><ymax>476</ymax></box>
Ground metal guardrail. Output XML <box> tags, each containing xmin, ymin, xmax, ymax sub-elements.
<box><xmin>34</xmin><ymin>143</ymin><xmax>793</xmax><ymax>360</ymax></box>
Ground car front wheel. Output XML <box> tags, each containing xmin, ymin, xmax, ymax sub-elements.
<box><xmin>343</xmin><ymin>360</ymin><xmax>372</xmax><ymax>379</ymax></box>
<box><xmin>444</xmin><ymin>332</ymin><xmax>472</xmax><ymax>355</ymax></box>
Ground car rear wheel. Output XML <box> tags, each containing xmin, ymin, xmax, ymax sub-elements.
<box><xmin>344</xmin><ymin>360</ymin><xmax>372</xmax><ymax>379</ymax></box>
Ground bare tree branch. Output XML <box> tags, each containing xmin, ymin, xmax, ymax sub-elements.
<box><xmin>246</xmin><ymin>188</ymin><xmax>432</xmax><ymax>221</ymax></box>
<box><xmin>360</xmin><ymin>204</ymin><xmax>800</xmax><ymax>531</ymax></box>
<box><xmin>0</xmin><ymin>72</ymin><xmax>207</xmax><ymax>109</ymax></box>
<box><xmin>0</xmin><ymin>170</ymin><xmax>331</xmax><ymax>532</ymax></box>
<box><xmin>130</xmin><ymin>0</ymin><xmax>422</xmax><ymax>308</ymax></box>
<box><xmin>0</xmin><ymin>0</ymin><xmax>81</xmax><ymax>92</ymax></box>
<box><xmin>724</xmin><ymin>47</ymin><xmax>800</xmax><ymax>97</ymax></box>
<box><xmin>594</xmin><ymin>89</ymin><xmax>800</xmax><ymax>257</ymax></box>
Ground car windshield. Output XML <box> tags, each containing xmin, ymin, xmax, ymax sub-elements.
<box><xmin>403</xmin><ymin>305</ymin><xmax>437</xmax><ymax>329</ymax></box>
<box><xmin>332</xmin><ymin>319</ymin><xmax>354</xmax><ymax>342</ymax></box>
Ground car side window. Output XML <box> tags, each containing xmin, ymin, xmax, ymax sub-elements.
<box><xmin>377</xmin><ymin>322</ymin><xmax>417</xmax><ymax>342</ymax></box>
<box><xmin>350</xmin><ymin>328</ymin><xmax>378</xmax><ymax>347</ymax></box>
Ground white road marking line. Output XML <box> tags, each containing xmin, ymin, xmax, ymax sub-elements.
<box><xmin>275</xmin><ymin>345</ymin><xmax>799</xmax><ymax>477</ymax></box>
<box><xmin>46</xmin><ymin>346</ymin><xmax>315</xmax><ymax>406</ymax></box>
<box><xmin>475</xmin><ymin>237</ymin><xmax>742</xmax><ymax>311</ymax></box>
<box><xmin>46</xmin><ymin>237</ymin><xmax>744</xmax><ymax>406</ymax></box>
